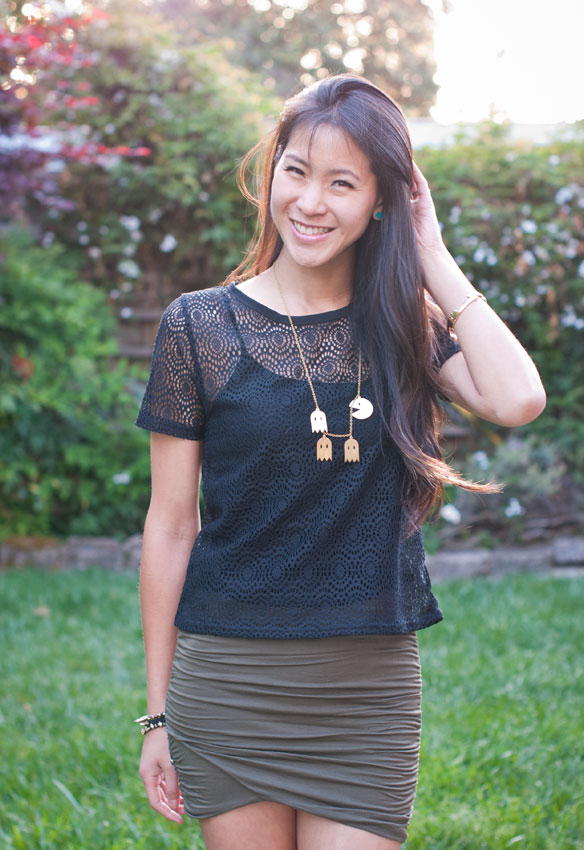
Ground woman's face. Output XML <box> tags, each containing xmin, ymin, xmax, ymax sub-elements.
<box><xmin>269</xmin><ymin>123</ymin><xmax>381</xmax><ymax>274</ymax></box>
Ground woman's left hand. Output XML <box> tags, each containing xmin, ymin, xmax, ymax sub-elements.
<box><xmin>410</xmin><ymin>161</ymin><xmax>445</xmax><ymax>256</ymax></box>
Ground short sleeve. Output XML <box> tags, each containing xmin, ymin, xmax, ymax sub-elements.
<box><xmin>135</xmin><ymin>296</ymin><xmax>205</xmax><ymax>440</ymax></box>
<box><xmin>432</xmin><ymin>321</ymin><xmax>461</xmax><ymax>369</ymax></box>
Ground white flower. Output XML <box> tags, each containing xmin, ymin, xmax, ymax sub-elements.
<box><xmin>473</xmin><ymin>246</ymin><xmax>486</xmax><ymax>263</ymax></box>
<box><xmin>109</xmin><ymin>288</ymin><xmax>120</xmax><ymax>299</ymax></box>
<box><xmin>76</xmin><ymin>221</ymin><xmax>88</xmax><ymax>232</ymax></box>
<box><xmin>120</xmin><ymin>306</ymin><xmax>133</xmax><ymax>319</ymax></box>
<box><xmin>46</xmin><ymin>159</ymin><xmax>66</xmax><ymax>173</ymax></box>
<box><xmin>440</xmin><ymin>504</ymin><xmax>461</xmax><ymax>524</ymax></box>
<box><xmin>521</xmin><ymin>220</ymin><xmax>537</xmax><ymax>234</ymax></box>
<box><xmin>88</xmin><ymin>246</ymin><xmax>101</xmax><ymax>259</ymax></box>
<box><xmin>449</xmin><ymin>206</ymin><xmax>461</xmax><ymax>224</ymax></box>
<box><xmin>160</xmin><ymin>234</ymin><xmax>178</xmax><ymax>253</ymax></box>
<box><xmin>472</xmin><ymin>450</ymin><xmax>490</xmax><ymax>471</ymax></box>
<box><xmin>555</xmin><ymin>186</ymin><xmax>573</xmax><ymax>205</ymax></box>
<box><xmin>117</xmin><ymin>259</ymin><xmax>140</xmax><ymax>278</ymax></box>
<box><xmin>548</xmin><ymin>154</ymin><xmax>560</xmax><ymax>166</ymax></box>
<box><xmin>504</xmin><ymin>497</ymin><xmax>525</xmax><ymax>518</ymax></box>
<box><xmin>565</xmin><ymin>239</ymin><xmax>579</xmax><ymax>259</ymax></box>
<box><xmin>199</xmin><ymin>191</ymin><xmax>210</xmax><ymax>202</ymax></box>
<box><xmin>559</xmin><ymin>306</ymin><xmax>584</xmax><ymax>328</ymax></box>
<box><xmin>577</xmin><ymin>260</ymin><xmax>584</xmax><ymax>279</ymax></box>
<box><xmin>112</xmin><ymin>471</ymin><xmax>131</xmax><ymax>485</ymax></box>
<box><xmin>119</xmin><ymin>215</ymin><xmax>141</xmax><ymax>232</ymax></box>
<box><xmin>521</xmin><ymin>250</ymin><xmax>536</xmax><ymax>266</ymax></box>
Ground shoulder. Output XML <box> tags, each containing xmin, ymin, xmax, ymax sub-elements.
<box><xmin>177</xmin><ymin>284</ymin><xmax>230</xmax><ymax>324</ymax></box>
<box><xmin>161</xmin><ymin>284</ymin><xmax>230</xmax><ymax>330</ymax></box>
<box><xmin>176</xmin><ymin>285</ymin><xmax>239</xmax><ymax>354</ymax></box>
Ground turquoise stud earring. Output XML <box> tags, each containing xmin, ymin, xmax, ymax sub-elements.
<box><xmin>373</xmin><ymin>210</ymin><xmax>383</xmax><ymax>221</ymax></box>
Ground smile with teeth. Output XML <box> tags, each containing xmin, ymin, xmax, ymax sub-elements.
<box><xmin>292</xmin><ymin>220</ymin><xmax>333</xmax><ymax>236</ymax></box>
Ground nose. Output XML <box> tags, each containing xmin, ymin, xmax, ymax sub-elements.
<box><xmin>296</xmin><ymin>180</ymin><xmax>328</xmax><ymax>217</ymax></box>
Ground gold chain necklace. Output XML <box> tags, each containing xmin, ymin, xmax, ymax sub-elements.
<box><xmin>273</xmin><ymin>266</ymin><xmax>374</xmax><ymax>463</ymax></box>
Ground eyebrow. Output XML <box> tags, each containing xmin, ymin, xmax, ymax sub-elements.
<box><xmin>282</xmin><ymin>153</ymin><xmax>361</xmax><ymax>182</ymax></box>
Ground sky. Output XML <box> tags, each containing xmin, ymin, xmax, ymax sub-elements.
<box><xmin>426</xmin><ymin>0</ymin><xmax>584</xmax><ymax>124</ymax></box>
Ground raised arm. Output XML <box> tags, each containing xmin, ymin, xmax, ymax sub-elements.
<box><xmin>138</xmin><ymin>431</ymin><xmax>203</xmax><ymax>824</ymax></box>
<box><xmin>411</xmin><ymin>161</ymin><xmax>546</xmax><ymax>427</ymax></box>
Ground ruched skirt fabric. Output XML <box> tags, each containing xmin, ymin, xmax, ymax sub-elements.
<box><xmin>165</xmin><ymin>631</ymin><xmax>422</xmax><ymax>843</ymax></box>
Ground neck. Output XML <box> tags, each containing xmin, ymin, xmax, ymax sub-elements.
<box><xmin>272</xmin><ymin>252</ymin><xmax>354</xmax><ymax>314</ymax></box>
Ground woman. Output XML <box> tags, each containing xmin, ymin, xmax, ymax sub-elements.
<box><xmin>134</xmin><ymin>74</ymin><xmax>545</xmax><ymax>849</ymax></box>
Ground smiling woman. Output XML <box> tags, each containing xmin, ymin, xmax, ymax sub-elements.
<box><xmin>268</xmin><ymin>125</ymin><xmax>382</xmax><ymax>279</ymax></box>
<box><xmin>133</xmin><ymin>73</ymin><xmax>546</xmax><ymax>850</ymax></box>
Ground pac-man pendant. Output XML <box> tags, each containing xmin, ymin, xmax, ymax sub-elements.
<box><xmin>349</xmin><ymin>396</ymin><xmax>374</xmax><ymax>420</ymax></box>
<box><xmin>310</xmin><ymin>409</ymin><xmax>328</xmax><ymax>433</ymax></box>
<box><xmin>344</xmin><ymin>437</ymin><xmax>360</xmax><ymax>462</ymax></box>
<box><xmin>316</xmin><ymin>435</ymin><xmax>333</xmax><ymax>461</ymax></box>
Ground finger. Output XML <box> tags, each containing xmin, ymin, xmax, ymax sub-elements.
<box><xmin>411</xmin><ymin>161</ymin><xmax>428</xmax><ymax>199</ymax></box>
<box><xmin>160</xmin><ymin>767</ymin><xmax>184</xmax><ymax>813</ymax></box>
<box><xmin>143</xmin><ymin>772</ymin><xmax>184</xmax><ymax>824</ymax></box>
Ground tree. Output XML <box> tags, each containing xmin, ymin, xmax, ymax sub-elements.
<box><xmin>158</xmin><ymin>0</ymin><xmax>438</xmax><ymax>115</ymax></box>
<box><xmin>1</xmin><ymin>0</ymin><xmax>279</xmax><ymax>305</ymax></box>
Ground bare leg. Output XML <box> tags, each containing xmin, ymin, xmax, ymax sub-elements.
<box><xmin>296</xmin><ymin>810</ymin><xmax>402</xmax><ymax>850</ymax></box>
<box><xmin>199</xmin><ymin>801</ymin><xmax>297</xmax><ymax>850</ymax></box>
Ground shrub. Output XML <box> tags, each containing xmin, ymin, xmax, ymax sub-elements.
<box><xmin>0</xmin><ymin>228</ymin><xmax>150</xmax><ymax>539</ymax></box>
<box><xmin>418</xmin><ymin>123</ymin><xmax>584</xmax><ymax>481</ymax></box>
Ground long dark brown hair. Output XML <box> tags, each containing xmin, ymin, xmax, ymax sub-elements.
<box><xmin>228</xmin><ymin>73</ymin><xmax>499</xmax><ymax>535</ymax></box>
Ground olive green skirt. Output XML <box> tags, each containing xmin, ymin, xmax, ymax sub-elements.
<box><xmin>165</xmin><ymin>631</ymin><xmax>422</xmax><ymax>843</ymax></box>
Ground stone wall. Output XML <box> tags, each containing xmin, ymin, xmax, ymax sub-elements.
<box><xmin>1</xmin><ymin>534</ymin><xmax>583</xmax><ymax>582</ymax></box>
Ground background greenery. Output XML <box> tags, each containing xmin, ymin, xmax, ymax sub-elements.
<box><xmin>1</xmin><ymin>2</ymin><xmax>583</xmax><ymax>540</ymax></box>
<box><xmin>0</xmin><ymin>229</ymin><xmax>149</xmax><ymax>538</ymax></box>
<box><xmin>0</xmin><ymin>567</ymin><xmax>582</xmax><ymax>849</ymax></box>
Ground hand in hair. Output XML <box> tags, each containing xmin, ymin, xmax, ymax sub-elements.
<box><xmin>410</xmin><ymin>161</ymin><xmax>445</xmax><ymax>257</ymax></box>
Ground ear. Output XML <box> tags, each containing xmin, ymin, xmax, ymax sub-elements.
<box><xmin>372</xmin><ymin>197</ymin><xmax>384</xmax><ymax>221</ymax></box>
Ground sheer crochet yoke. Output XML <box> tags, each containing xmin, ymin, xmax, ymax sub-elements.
<box><xmin>135</xmin><ymin>282</ymin><xmax>460</xmax><ymax>638</ymax></box>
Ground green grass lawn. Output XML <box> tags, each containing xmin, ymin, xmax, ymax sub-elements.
<box><xmin>0</xmin><ymin>568</ymin><xmax>582</xmax><ymax>850</ymax></box>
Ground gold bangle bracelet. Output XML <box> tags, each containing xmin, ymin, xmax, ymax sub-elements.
<box><xmin>447</xmin><ymin>292</ymin><xmax>487</xmax><ymax>332</ymax></box>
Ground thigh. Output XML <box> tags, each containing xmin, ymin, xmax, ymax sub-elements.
<box><xmin>296</xmin><ymin>811</ymin><xmax>402</xmax><ymax>850</ymax></box>
<box><xmin>199</xmin><ymin>801</ymin><xmax>296</xmax><ymax>850</ymax></box>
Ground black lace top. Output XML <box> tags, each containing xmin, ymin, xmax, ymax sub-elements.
<box><xmin>135</xmin><ymin>282</ymin><xmax>460</xmax><ymax>638</ymax></box>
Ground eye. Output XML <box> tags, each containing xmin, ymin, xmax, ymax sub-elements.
<box><xmin>333</xmin><ymin>179</ymin><xmax>354</xmax><ymax>189</ymax></box>
<box><xmin>283</xmin><ymin>165</ymin><xmax>304</xmax><ymax>176</ymax></box>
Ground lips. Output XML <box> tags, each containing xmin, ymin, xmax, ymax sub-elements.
<box><xmin>291</xmin><ymin>219</ymin><xmax>334</xmax><ymax>236</ymax></box>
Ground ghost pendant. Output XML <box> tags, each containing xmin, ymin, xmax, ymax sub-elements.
<box><xmin>349</xmin><ymin>396</ymin><xmax>374</xmax><ymax>420</ymax></box>
<box><xmin>310</xmin><ymin>409</ymin><xmax>328</xmax><ymax>433</ymax></box>
<box><xmin>344</xmin><ymin>437</ymin><xmax>360</xmax><ymax>463</ymax></box>
<box><xmin>316</xmin><ymin>435</ymin><xmax>332</xmax><ymax>461</ymax></box>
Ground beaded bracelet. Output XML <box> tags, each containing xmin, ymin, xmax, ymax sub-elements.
<box><xmin>134</xmin><ymin>712</ymin><xmax>166</xmax><ymax>735</ymax></box>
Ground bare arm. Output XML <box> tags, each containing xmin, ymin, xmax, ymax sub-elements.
<box><xmin>138</xmin><ymin>431</ymin><xmax>203</xmax><ymax>823</ymax></box>
<box><xmin>411</xmin><ymin>162</ymin><xmax>546</xmax><ymax>427</ymax></box>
